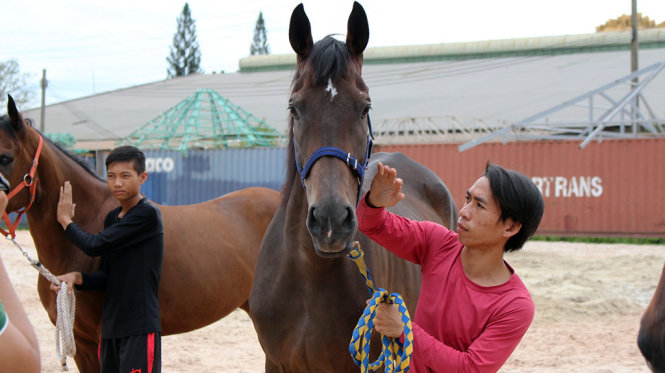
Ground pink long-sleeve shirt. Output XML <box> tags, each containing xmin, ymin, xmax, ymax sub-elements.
<box><xmin>357</xmin><ymin>195</ymin><xmax>534</xmax><ymax>373</ymax></box>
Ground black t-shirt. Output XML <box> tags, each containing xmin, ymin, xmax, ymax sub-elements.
<box><xmin>67</xmin><ymin>198</ymin><xmax>164</xmax><ymax>338</ymax></box>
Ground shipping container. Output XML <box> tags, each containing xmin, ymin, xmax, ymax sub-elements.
<box><xmin>375</xmin><ymin>138</ymin><xmax>665</xmax><ymax>237</ymax></box>
<box><xmin>139</xmin><ymin>148</ymin><xmax>286</xmax><ymax>205</ymax></box>
<box><xmin>107</xmin><ymin>139</ymin><xmax>664</xmax><ymax>237</ymax></box>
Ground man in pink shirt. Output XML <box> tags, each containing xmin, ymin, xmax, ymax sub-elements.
<box><xmin>357</xmin><ymin>161</ymin><xmax>544</xmax><ymax>372</ymax></box>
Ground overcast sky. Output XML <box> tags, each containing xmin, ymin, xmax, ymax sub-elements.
<box><xmin>2</xmin><ymin>0</ymin><xmax>664</xmax><ymax>108</ymax></box>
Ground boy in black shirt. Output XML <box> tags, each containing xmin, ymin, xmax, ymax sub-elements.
<box><xmin>52</xmin><ymin>146</ymin><xmax>164</xmax><ymax>373</ymax></box>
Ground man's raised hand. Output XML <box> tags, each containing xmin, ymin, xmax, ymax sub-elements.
<box><xmin>367</xmin><ymin>162</ymin><xmax>405</xmax><ymax>208</ymax></box>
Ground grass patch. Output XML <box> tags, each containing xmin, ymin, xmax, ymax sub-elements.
<box><xmin>531</xmin><ymin>236</ymin><xmax>665</xmax><ymax>245</ymax></box>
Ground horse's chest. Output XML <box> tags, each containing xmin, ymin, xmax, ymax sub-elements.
<box><xmin>253</xmin><ymin>279</ymin><xmax>363</xmax><ymax>372</ymax></box>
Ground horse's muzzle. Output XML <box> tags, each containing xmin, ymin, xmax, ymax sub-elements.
<box><xmin>307</xmin><ymin>203</ymin><xmax>357</xmax><ymax>257</ymax></box>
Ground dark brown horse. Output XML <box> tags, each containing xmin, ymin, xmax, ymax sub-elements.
<box><xmin>0</xmin><ymin>96</ymin><xmax>281</xmax><ymax>372</ymax></box>
<box><xmin>248</xmin><ymin>3</ymin><xmax>457</xmax><ymax>372</ymax></box>
<box><xmin>639</xmin><ymin>263</ymin><xmax>665</xmax><ymax>372</ymax></box>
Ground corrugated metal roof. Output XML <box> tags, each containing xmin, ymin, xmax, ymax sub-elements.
<box><xmin>239</xmin><ymin>28</ymin><xmax>665</xmax><ymax>70</ymax></box>
<box><xmin>19</xmin><ymin>38</ymin><xmax>665</xmax><ymax>150</ymax></box>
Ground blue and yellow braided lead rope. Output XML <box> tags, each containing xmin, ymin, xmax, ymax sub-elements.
<box><xmin>348</xmin><ymin>242</ymin><xmax>414</xmax><ymax>373</ymax></box>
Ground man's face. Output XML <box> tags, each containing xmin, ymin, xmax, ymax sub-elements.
<box><xmin>106</xmin><ymin>161</ymin><xmax>146</xmax><ymax>202</ymax></box>
<box><xmin>456</xmin><ymin>176</ymin><xmax>514</xmax><ymax>249</ymax></box>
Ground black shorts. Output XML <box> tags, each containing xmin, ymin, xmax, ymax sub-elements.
<box><xmin>99</xmin><ymin>332</ymin><xmax>161</xmax><ymax>373</ymax></box>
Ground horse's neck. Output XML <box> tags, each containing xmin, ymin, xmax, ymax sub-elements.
<box><xmin>26</xmin><ymin>143</ymin><xmax>112</xmax><ymax>273</ymax></box>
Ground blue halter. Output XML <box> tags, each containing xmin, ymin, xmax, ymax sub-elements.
<box><xmin>294</xmin><ymin>115</ymin><xmax>374</xmax><ymax>206</ymax></box>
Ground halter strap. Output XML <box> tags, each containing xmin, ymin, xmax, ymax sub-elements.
<box><xmin>294</xmin><ymin>115</ymin><xmax>374</xmax><ymax>206</ymax></box>
<box><xmin>1</xmin><ymin>134</ymin><xmax>44</xmax><ymax>238</ymax></box>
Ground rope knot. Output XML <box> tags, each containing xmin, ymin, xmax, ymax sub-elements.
<box><xmin>349</xmin><ymin>289</ymin><xmax>413</xmax><ymax>373</ymax></box>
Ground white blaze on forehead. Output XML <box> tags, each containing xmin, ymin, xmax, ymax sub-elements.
<box><xmin>325</xmin><ymin>78</ymin><xmax>337</xmax><ymax>101</ymax></box>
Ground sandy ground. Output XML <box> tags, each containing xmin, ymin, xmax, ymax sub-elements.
<box><xmin>2</xmin><ymin>231</ymin><xmax>662</xmax><ymax>372</ymax></box>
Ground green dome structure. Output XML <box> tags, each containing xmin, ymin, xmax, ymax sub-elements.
<box><xmin>122</xmin><ymin>88</ymin><xmax>284</xmax><ymax>154</ymax></box>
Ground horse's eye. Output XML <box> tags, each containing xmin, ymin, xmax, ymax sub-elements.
<box><xmin>288</xmin><ymin>104</ymin><xmax>300</xmax><ymax>120</ymax></box>
<box><xmin>0</xmin><ymin>154</ymin><xmax>13</xmax><ymax>166</ymax></box>
<box><xmin>361</xmin><ymin>104</ymin><xmax>371</xmax><ymax>118</ymax></box>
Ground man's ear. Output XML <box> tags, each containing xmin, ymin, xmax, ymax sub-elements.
<box><xmin>140</xmin><ymin>172</ymin><xmax>148</xmax><ymax>184</ymax></box>
<box><xmin>503</xmin><ymin>219</ymin><xmax>522</xmax><ymax>239</ymax></box>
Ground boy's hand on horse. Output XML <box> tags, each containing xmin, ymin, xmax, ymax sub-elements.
<box><xmin>367</xmin><ymin>162</ymin><xmax>405</xmax><ymax>208</ymax></box>
<box><xmin>50</xmin><ymin>272</ymin><xmax>82</xmax><ymax>295</ymax></box>
<box><xmin>57</xmin><ymin>181</ymin><xmax>76</xmax><ymax>230</ymax></box>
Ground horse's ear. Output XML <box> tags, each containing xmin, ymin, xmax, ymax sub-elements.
<box><xmin>7</xmin><ymin>94</ymin><xmax>25</xmax><ymax>132</ymax></box>
<box><xmin>289</xmin><ymin>3</ymin><xmax>313</xmax><ymax>59</ymax></box>
<box><xmin>346</xmin><ymin>1</ymin><xmax>369</xmax><ymax>56</ymax></box>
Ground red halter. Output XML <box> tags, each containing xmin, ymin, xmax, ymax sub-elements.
<box><xmin>1</xmin><ymin>134</ymin><xmax>44</xmax><ymax>238</ymax></box>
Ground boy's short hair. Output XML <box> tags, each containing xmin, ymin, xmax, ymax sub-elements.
<box><xmin>483</xmin><ymin>162</ymin><xmax>544</xmax><ymax>252</ymax></box>
<box><xmin>106</xmin><ymin>146</ymin><xmax>146</xmax><ymax>174</ymax></box>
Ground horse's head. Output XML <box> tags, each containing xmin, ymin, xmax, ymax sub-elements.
<box><xmin>287</xmin><ymin>2</ymin><xmax>372</xmax><ymax>257</ymax></box>
<box><xmin>0</xmin><ymin>95</ymin><xmax>42</xmax><ymax>213</ymax></box>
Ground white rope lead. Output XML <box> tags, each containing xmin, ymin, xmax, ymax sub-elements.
<box><xmin>55</xmin><ymin>282</ymin><xmax>76</xmax><ymax>370</ymax></box>
<box><xmin>6</xmin><ymin>236</ymin><xmax>76</xmax><ymax>371</ymax></box>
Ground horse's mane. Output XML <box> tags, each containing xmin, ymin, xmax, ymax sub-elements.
<box><xmin>0</xmin><ymin>114</ymin><xmax>103</xmax><ymax>181</ymax></box>
<box><xmin>44</xmin><ymin>136</ymin><xmax>103</xmax><ymax>181</ymax></box>
<box><xmin>281</xmin><ymin>36</ymin><xmax>351</xmax><ymax>205</ymax></box>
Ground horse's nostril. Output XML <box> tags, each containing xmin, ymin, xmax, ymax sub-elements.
<box><xmin>307</xmin><ymin>206</ymin><xmax>323</xmax><ymax>235</ymax></box>
<box><xmin>342</xmin><ymin>206</ymin><xmax>357</xmax><ymax>233</ymax></box>
<box><xmin>344</xmin><ymin>206</ymin><xmax>354</xmax><ymax>224</ymax></box>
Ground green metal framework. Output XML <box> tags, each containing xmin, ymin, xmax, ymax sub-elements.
<box><xmin>121</xmin><ymin>89</ymin><xmax>284</xmax><ymax>153</ymax></box>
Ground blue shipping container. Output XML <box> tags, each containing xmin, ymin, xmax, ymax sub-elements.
<box><xmin>140</xmin><ymin>148</ymin><xmax>286</xmax><ymax>205</ymax></box>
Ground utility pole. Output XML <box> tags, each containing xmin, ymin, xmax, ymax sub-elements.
<box><xmin>631</xmin><ymin>0</ymin><xmax>638</xmax><ymax>75</ymax></box>
<box><xmin>40</xmin><ymin>69</ymin><xmax>47</xmax><ymax>133</ymax></box>
<box><xmin>630</xmin><ymin>0</ymin><xmax>639</xmax><ymax>130</ymax></box>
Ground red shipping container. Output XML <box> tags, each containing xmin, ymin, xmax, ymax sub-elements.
<box><xmin>375</xmin><ymin>138</ymin><xmax>665</xmax><ymax>237</ymax></box>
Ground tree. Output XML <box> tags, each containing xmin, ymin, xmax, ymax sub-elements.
<box><xmin>596</xmin><ymin>13</ymin><xmax>664</xmax><ymax>32</ymax></box>
<box><xmin>250</xmin><ymin>12</ymin><xmax>270</xmax><ymax>55</ymax></box>
<box><xmin>0</xmin><ymin>60</ymin><xmax>34</xmax><ymax>109</ymax></box>
<box><xmin>167</xmin><ymin>3</ymin><xmax>202</xmax><ymax>78</ymax></box>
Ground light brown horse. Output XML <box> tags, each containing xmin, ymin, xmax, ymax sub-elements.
<box><xmin>639</xmin><ymin>263</ymin><xmax>665</xmax><ymax>372</ymax></box>
<box><xmin>248</xmin><ymin>3</ymin><xmax>457</xmax><ymax>372</ymax></box>
<box><xmin>0</xmin><ymin>95</ymin><xmax>281</xmax><ymax>372</ymax></box>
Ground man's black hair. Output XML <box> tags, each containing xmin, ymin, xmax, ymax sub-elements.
<box><xmin>483</xmin><ymin>162</ymin><xmax>544</xmax><ymax>252</ymax></box>
<box><xmin>106</xmin><ymin>146</ymin><xmax>146</xmax><ymax>174</ymax></box>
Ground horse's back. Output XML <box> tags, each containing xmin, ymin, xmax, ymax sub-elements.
<box><xmin>160</xmin><ymin>186</ymin><xmax>280</xmax><ymax>219</ymax></box>
<box><xmin>365</xmin><ymin>152</ymin><xmax>458</xmax><ymax>228</ymax></box>
<box><xmin>159</xmin><ymin>186</ymin><xmax>280</xmax><ymax>262</ymax></box>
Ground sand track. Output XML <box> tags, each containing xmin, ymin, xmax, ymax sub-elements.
<box><xmin>2</xmin><ymin>232</ymin><xmax>660</xmax><ymax>372</ymax></box>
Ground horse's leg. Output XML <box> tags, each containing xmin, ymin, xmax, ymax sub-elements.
<box><xmin>73</xmin><ymin>336</ymin><xmax>100</xmax><ymax>373</ymax></box>
<box><xmin>265</xmin><ymin>359</ymin><xmax>286</xmax><ymax>373</ymax></box>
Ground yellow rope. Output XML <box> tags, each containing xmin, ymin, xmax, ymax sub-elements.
<box><xmin>348</xmin><ymin>242</ymin><xmax>414</xmax><ymax>372</ymax></box>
